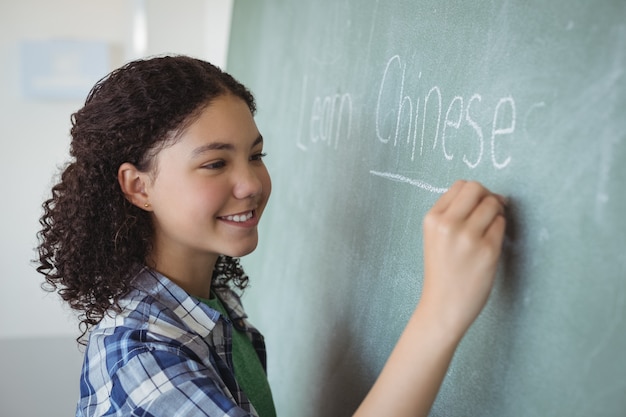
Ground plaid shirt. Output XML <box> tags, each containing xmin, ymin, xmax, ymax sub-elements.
<box><xmin>77</xmin><ymin>266</ymin><xmax>268</xmax><ymax>417</ymax></box>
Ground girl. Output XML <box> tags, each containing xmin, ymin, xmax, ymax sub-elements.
<box><xmin>37</xmin><ymin>55</ymin><xmax>506</xmax><ymax>417</ymax></box>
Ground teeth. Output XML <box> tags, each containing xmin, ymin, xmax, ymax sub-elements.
<box><xmin>225</xmin><ymin>212</ymin><xmax>253</xmax><ymax>222</ymax></box>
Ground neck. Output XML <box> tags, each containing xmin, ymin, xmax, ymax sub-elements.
<box><xmin>146</xmin><ymin>249</ymin><xmax>218</xmax><ymax>299</ymax></box>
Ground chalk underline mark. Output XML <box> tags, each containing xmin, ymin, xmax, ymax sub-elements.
<box><xmin>369</xmin><ymin>170</ymin><xmax>448</xmax><ymax>194</ymax></box>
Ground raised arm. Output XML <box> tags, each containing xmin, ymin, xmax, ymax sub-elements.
<box><xmin>354</xmin><ymin>180</ymin><xmax>507</xmax><ymax>417</ymax></box>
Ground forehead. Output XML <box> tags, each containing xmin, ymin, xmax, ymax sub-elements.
<box><xmin>149</xmin><ymin>95</ymin><xmax>260</xmax><ymax>170</ymax></box>
<box><xmin>182</xmin><ymin>94</ymin><xmax>258</xmax><ymax>142</ymax></box>
<box><xmin>157</xmin><ymin>94</ymin><xmax>261</xmax><ymax>159</ymax></box>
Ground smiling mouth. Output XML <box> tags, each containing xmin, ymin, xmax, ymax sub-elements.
<box><xmin>219</xmin><ymin>211</ymin><xmax>254</xmax><ymax>223</ymax></box>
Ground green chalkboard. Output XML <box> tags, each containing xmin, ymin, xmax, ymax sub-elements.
<box><xmin>227</xmin><ymin>1</ymin><xmax>626</xmax><ymax>416</ymax></box>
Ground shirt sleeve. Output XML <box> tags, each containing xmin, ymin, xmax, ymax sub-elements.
<box><xmin>80</xmin><ymin>346</ymin><xmax>257</xmax><ymax>417</ymax></box>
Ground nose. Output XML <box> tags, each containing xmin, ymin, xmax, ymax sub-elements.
<box><xmin>233</xmin><ymin>164</ymin><xmax>264</xmax><ymax>200</ymax></box>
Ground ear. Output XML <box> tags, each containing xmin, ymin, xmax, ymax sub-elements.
<box><xmin>118</xmin><ymin>162</ymin><xmax>152</xmax><ymax>211</ymax></box>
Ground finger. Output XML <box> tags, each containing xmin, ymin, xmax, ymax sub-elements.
<box><xmin>484</xmin><ymin>212</ymin><xmax>507</xmax><ymax>249</ymax></box>
<box><xmin>467</xmin><ymin>194</ymin><xmax>507</xmax><ymax>237</ymax></box>
<box><xmin>444</xmin><ymin>180</ymin><xmax>492</xmax><ymax>221</ymax></box>
<box><xmin>430</xmin><ymin>180</ymin><xmax>467</xmax><ymax>214</ymax></box>
<box><xmin>494</xmin><ymin>193</ymin><xmax>508</xmax><ymax>208</ymax></box>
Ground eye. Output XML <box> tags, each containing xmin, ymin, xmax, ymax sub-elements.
<box><xmin>202</xmin><ymin>160</ymin><xmax>226</xmax><ymax>170</ymax></box>
<box><xmin>250</xmin><ymin>152</ymin><xmax>267</xmax><ymax>162</ymax></box>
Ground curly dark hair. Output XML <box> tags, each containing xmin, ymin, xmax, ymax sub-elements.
<box><xmin>36</xmin><ymin>55</ymin><xmax>256</xmax><ymax>341</ymax></box>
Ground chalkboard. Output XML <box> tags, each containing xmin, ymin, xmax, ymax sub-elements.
<box><xmin>227</xmin><ymin>1</ymin><xmax>626</xmax><ymax>416</ymax></box>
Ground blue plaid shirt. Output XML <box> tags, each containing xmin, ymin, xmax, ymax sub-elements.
<box><xmin>77</xmin><ymin>266</ymin><xmax>268</xmax><ymax>417</ymax></box>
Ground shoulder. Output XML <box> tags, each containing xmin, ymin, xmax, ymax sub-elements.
<box><xmin>79</xmin><ymin>328</ymin><xmax>248</xmax><ymax>417</ymax></box>
<box><xmin>80</xmin><ymin>272</ymin><xmax>219</xmax><ymax>407</ymax></box>
<box><xmin>88</xmin><ymin>268</ymin><xmax>220</xmax><ymax>362</ymax></box>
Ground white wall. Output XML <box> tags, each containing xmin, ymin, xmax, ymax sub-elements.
<box><xmin>0</xmin><ymin>2</ymin><xmax>233</xmax><ymax>415</ymax></box>
<box><xmin>0</xmin><ymin>0</ymin><xmax>233</xmax><ymax>340</ymax></box>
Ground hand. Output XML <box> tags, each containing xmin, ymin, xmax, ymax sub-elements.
<box><xmin>353</xmin><ymin>181</ymin><xmax>507</xmax><ymax>417</ymax></box>
<box><xmin>421</xmin><ymin>180</ymin><xmax>507</xmax><ymax>337</ymax></box>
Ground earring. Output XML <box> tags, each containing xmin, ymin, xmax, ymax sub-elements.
<box><xmin>144</xmin><ymin>202</ymin><xmax>150</xmax><ymax>208</ymax></box>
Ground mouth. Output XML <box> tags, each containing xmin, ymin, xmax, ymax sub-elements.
<box><xmin>218</xmin><ymin>210</ymin><xmax>255</xmax><ymax>223</ymax></box>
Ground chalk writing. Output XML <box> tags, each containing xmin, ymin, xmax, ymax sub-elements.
<box><xmin>369</xmin><ymin>171</ymin><xmax>448</xmax><ymax>194</ymax></box>
<box><xmin>294</xmin><ymin>55</ymin><xmax>540</xmax><ymax>194</ymax></box>
<box><xmin>375</xmin><ymin>55</ymin><xmax>516</xmax><ymax>170</ymax></box>
<box><xmin>491</xmin><ymin>96</ymin><xmax>516</xmax><ymax>169</ymax></box>
<box><xmin>296</xmin><ymin>74</ymin><xmax>353</xmax><ymax>152</ymax></box>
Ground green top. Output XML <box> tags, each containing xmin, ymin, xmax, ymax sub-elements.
<box><xmin>200</xmin><ymin>294</ymin><xmax>276</xmax><ymax>417</ymax></box>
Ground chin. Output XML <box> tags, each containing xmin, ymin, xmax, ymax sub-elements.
<box><xmin>224</xmin><ymin>241</ymin><xmax>259</xmax><ymax>258</ymax></box>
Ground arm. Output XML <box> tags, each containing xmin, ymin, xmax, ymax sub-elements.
<box><xmin>354</xmin><ymin>180</ymin><xmax>507</xmax><ymax>417</ymax></box>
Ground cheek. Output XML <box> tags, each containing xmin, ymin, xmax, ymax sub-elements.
<box><xmin>194</xmin><ymin>181</ymin><xmax>232</xmax><ymax>215</ymax></box>
<box><xmin>261</xmin><ymin>169</ymin><xmax>272</xmax><ymax>204</ymax></box>
<box><xmin>156</xmin><ymin>177</ymin><xmax>226</xmax><ymax>219</ymax></box>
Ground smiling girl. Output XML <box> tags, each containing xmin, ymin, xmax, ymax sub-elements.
<box><xmin>37</xmin><ymin>55</ymin><xmax>506</xmax><ymax>417</ymax></box>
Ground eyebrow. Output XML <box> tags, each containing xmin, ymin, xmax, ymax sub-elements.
<box><xmin>191</xmin><ymin>134</ymin><xmax>263</xmax><ymax>158</ymax></box>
